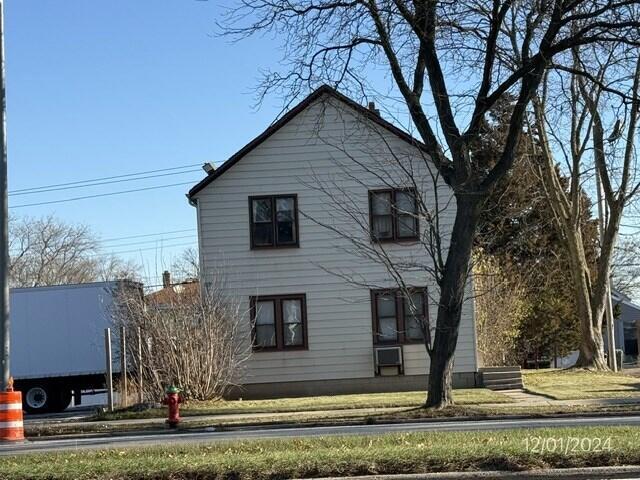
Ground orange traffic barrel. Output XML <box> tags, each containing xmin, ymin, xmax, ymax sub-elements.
<box><xmin>0</xmin><ymin>390</ymin><xmax>25</xmax><ymax>442</ymax></box>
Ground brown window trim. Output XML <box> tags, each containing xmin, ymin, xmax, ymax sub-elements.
<box><xmin>249</xmin><ymin>194</ymin><xmax>300</xmax><ymax>249</ymax></box>
<box><xmin>368</xmin><ymin>188</ymin><xmax>419</xmax><ymax>243</ymax></box>
<box><xmin>250</xmin><ymin>294</ymin><xmax>308</xmax><ymax>351</ymax></box>
<box><xmin>371</xmin><ymin>288</ymin><xmax>427</xmax><ymax>345</ymax></box>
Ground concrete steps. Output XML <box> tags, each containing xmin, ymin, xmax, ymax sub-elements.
<box><xmin>480</xmin><ymin>366</ymin><xmax>523</xmax><ymax>391</ymax></box>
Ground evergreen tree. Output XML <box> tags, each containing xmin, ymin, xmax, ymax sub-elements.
<box><xmin>474</xmin><ymin>98</ymin><xmax>598</xmax><ymax>366</ymax></box>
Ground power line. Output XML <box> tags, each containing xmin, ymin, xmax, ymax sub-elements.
<box><xmin>99</xmin><ymin>228</ymin><xmax>196</xmax><ymax>243</ymax></box>
<box><xmin>8</xmin><ymin>229</ymin><xmax>197</xmax><ymax>255</ymax></box>
<box><xmin>9</xmin><ymin>181</ymin><xmax>197</xmax><ymax>209</ymax></box>
<box><xmin>103</xmin><ymin>241</ymin><xmax>197</xmax><ymax>257</ymax></box>
<box><xmin>8</xmin><ymin>239</ymin><xmax>198</xmax><ymax>258</ymax></box>
<box><xmin>99</xmin><ymin>234</ymin><xmax>195</xmax><ymax>249</ymax></box>
<box><xmin>9</xmin><ymin>163</ymin><xmax>202</xmax><ymax>194</ymax></box>
<box><xmin>9</xmin><ymin>169</ymin><xmax>200</xmax><ymax>196</ymax></box>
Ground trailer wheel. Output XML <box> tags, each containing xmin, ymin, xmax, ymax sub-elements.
<box><xmin>23</xmin><ymin>385</ymin><xmax>52</xmax><ymax>414</ymax></box>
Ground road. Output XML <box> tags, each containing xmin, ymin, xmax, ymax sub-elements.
<box><xmin>2</xmin><ymin>414</ymin><xmax>640</xmax><ymax>455</ymax></box>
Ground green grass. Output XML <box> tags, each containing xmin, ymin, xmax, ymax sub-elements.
<box><xmin>3</xmin><ymin>426</ymin><xmax>639</xmax><ymax>479</ymax></box>
<box><xmin>95</xmin><ymin>388</ymin><xmax>511</xmax><ymax>421</ymax></box>
<box><xmin>28</xmin><ymin>402</ymin><xmax>640</xmax><ymax>439</ymax></box>
<box><xmin>523</xmin><ymin>369</ymin><xmax>640</xmax><ymax>400</ymax></box>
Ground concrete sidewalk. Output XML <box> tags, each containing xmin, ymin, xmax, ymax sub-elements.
<box><xmin>499</xmin><ymin>389</ymin><xmax>640</xmax><ymax>407</ymax></box>
<box><xmin>25</xmin><ymin>406</ymin><xmax>410</xmax><ymax>429</ymax></box>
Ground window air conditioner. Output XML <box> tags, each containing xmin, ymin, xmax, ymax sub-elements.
<box><xmin>374</xmin><ymin>346</ymin><xmax>403</xmax><ymax>375</ymax></box>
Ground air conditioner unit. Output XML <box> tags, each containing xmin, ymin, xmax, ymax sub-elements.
<box><xmin>374</xmin><ymin>346</ymin><xmax>403</xmax><ymax>375</ymax></box>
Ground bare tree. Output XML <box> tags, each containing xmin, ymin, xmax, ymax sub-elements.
<box><xmin>115</xmin><ymin>280</ymin><xmax>250</xmax><ymax>401</ymax></box>
<box><xmin>9</xmin><ymin>215</ymin><xmax>100</xmax><ymax>287</ymax></box>
<box><xmin>98</xmin><ymin>255</ymin><xmax>141</xmax><ymax>283</ymax></box>
<box><xmin>613</xmin><ymin>238</ymin><xmax>640</xmax><ymax>299</ymax></box>
<box><xmin>531</xmin><ymin>47</ymin><xmax>640</xmax><ymax>369</ymax></box>
<box><xmin>299</xmin><ymin>110</ymin><xmax>451</xmax><ymax>372</ymax></box>
<box><xmin>171</xmin><ymin>247</ymin><xmax>200</xmax><ymax>282</ymax></box>
<box><xmin>9</xmin><ymin>215</ymin><xmax>141</xmax><ymax>287</ymax></box>
<box><xmin>221</xmin><ymin>1</ymin><xmax>640</xmax><ymax>407</ymax></box>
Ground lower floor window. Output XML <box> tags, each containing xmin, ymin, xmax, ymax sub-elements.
<box><xmin>251</xmin><ymin>294</ymin><xmax>307</xmax><ymax>350</ymax></box>
<box><xmin>372</xmin><ymin>288</ymin><xmax>427</xmax><ymax>344</ymax></box>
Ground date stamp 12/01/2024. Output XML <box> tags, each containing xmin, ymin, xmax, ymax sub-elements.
<box><xmin>524</xmin><ymin>436</ymin><xmax>613</xmax><ymax>454</ymax></box>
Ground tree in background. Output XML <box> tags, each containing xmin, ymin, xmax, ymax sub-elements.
<box><xmin>170</xmin><ymin>247</ymin><xmax>200</xmax><ymax>283</ymax></box>
<box><xmin>222</xmin><ymin>0</ymin><xmax>640</xmax><ymax>408</ymax></box>
<box><xmin>613</xmin><ymin>238</ymin><xmax>640</xmax><ymax>300</ymax></box>
<box><xmin>532</xmin><ymin>49</ymin><xmax>640</xmax><ymax>369</ymax></box>
<box><xmin>474</xmin><ymin>253</ymin><xmax>529</xmax><ymax>367</ymax></box>
<box><xmin>474</xmin><ymin>97</ymin><xmax>595</xmax><ymax>367</ymax></box>
<box><xmin>9</xmin><ymin>215</ymin><xmax>139</xmax><ymax>287</ymax></box>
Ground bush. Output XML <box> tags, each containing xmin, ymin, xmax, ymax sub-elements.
<box><xmin>115</xmin><ymin>282</ymin><xmax>250</xmax><ymax>401</ymax></box>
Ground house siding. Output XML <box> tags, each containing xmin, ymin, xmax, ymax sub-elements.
<box><xmin>193</xmin><ymin>94</ymin><xmax>477</xmax><ymax>390</ymax></box>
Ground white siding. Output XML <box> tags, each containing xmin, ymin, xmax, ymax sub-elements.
<box><xmin>193</xmin><ymin>94</ymin><xmax>477</xmax><ymax>384</ymax></box>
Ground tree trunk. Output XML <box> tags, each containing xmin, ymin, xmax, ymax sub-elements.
<box><xmin>426</xmin><ymin>192</ymin><xmax>485</xmax><ymax>409</ymax></box>
<box><xmin>561</xmin><ymin>233</ymin><xmax>607</xmax><ymax>370</ymax></box>
<box><xmin>575</xmin><ymin>324</ymin><xmax>607</xmax><ymax>369</ymax></box>
<box><xmin>573</xmin><ymin>275</ymin><xmax>607</xmax><ymax>369</ymax></box>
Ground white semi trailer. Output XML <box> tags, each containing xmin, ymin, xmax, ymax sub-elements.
<box><xmin>10</xmin><ymin>281</ymin><xmax>134</xmax><ymax>413</ymax></box>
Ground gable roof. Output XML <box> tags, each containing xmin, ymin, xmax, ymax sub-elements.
<box><xmin>612</xmin><ymin>289</ymin><xmax>640</xmax><ymax>311</ymax></box>
<box><xmin>146</xmin><ymin>279</ymin><xmax>200</xmax><ymax>306</ymax></box>
<box><xmin>187</xmin><ymin>85</ymin><xmax>427</xmax><ymax>198</ymax></box>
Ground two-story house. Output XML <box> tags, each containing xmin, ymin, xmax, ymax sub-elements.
<box><xmin>188</xmin><ymin>86</ymin><xmax>479</xmax><ymax>398</ymax></box>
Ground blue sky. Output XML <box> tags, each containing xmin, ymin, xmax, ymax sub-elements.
<box><xmin>5</xmin><ymin>1</ymin><xmax>286</xmax><ymax>286</ymax></box>
<box><xmin>5</xmin><ymin>2</ymin><xmax>637</xmax><ymax>295</ymax></box>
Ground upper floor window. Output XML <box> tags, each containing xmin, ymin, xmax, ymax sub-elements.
<box><xmin>251</xmin><ymin>294</ymin><xmax>307</xmax><ymax>350</ymax></box>
<box><xmin>369</xmin><ymin>188</ymin><xmax>419</xmax><ymax>242</ymax></box>
<box><xmin>372</xmin><ymin>288</ymin><xmax>426</xmax><ymax>344</ymax></box>
<box><xmin>249</xmin><ymin>194</ymin><xmax>299</xmax><ymax>248</ymax></box>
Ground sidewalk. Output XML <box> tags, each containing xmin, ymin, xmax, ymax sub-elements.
<box><xmin>500</xmin><ymin>389</ymin><xmax>640</xmax><ymax>407</ymax></box>
<box><xmin>499</xmin><ymin>389</ymin><xmax>640</xmax><ymax>407</ymax></box>
<box><xmin>25</xmin><ymin>406</ymin><xmax>410</xmax><ymax>429</ymax></box>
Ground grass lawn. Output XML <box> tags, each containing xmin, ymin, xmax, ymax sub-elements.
<box><xmin>28</xmin><ymin>402</ymin><xmax>640</xmax><ymax>439</ymax></box>
<box><xmin>4</xmin><ymin>426</ymin><xmax>639</xmax><ymax>479</ymax></box>
<box><xmin>95</xmin><ymin>388</ymin><xmax>511</xmax><ymax>421</ymax></box>
<box><xmin>523</xmin><ymin>369</ymin><xmax>640</xmax><ymax>400</ymax></box>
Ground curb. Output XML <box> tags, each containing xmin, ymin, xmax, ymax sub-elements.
<box><xmin>300</xmin><ymin>466</ymin><xmax>640</xmax><ymax>479</ymax></box>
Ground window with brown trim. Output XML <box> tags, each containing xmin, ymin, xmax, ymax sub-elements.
<box><xmin>249</xmin><ymin>194</ymin><xmax>299</xmax><ymax>248</ymax></box>
<box><xmin>369</xmin><ymin>188</ymin><xmax>419</xmax><ymax>242</ymax></box>
<box><xmin>371</xmin><ymin>288</ymin><xmax>427</xmax><ymax>344</ymax></box>
<box><xmin>251</xmin><ymin>294</ymin><xmax>307</xmax><ymax>350</ymax></box>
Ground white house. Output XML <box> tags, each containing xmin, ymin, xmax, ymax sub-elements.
<box><xmin>188</xmin><ymin>86</ymin><xmax>478</xmax><ymax>398</ymax></box>
<box><xmin>611</xmin><ymin>290</ymin><xmax>640</xmax><ymax>361</ymax></box>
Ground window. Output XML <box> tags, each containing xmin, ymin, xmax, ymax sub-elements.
<box><xmin>251</xmin><ymin>294</ymin><xmax>307</xmax><ymax>350</ymax></box>
<box><xmin>371</xmin><ymin>289</ymin><xmax>427</xmax><ymax>344</ymax></box>
<box><xmin>369</xmin><ymin>189</ymin><xmax>419</xmax><ymax>241</ymax></box>
<box><xmin>249</xmin><ymin>195</ymin><xmax>299</xmax><ymax>248</ymax></box>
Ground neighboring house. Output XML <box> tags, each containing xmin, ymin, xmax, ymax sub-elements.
<box><xmin>611</xmin><ymin>289</ymin><xmax>640</xmax><ymax>360</ymax></box>
<box><xmin>555</xmin><ymin>290</ymin><xmax>640</xmax><ymax>368</ymax></box>
<box><xmin>188</xmin><ymin>85</ymin><xmax>478</xmax><ymax>398</ymax></box>
<box><xmin>146</xmin><ymin>270</ymin><xmax>200</xmax><ymax>307</ymax></box>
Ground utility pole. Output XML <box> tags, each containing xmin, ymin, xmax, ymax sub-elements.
<box><xmin>595</xmin><ymin>168</ymin><xmax>618</xmax><ymax>371</ymax></box>
<box><xmin>104</xmin><ymin>328</ymin><xmax>114</xmax><ymax>412</ymax></box>
<box><xmin>120</xmin><ymin>326</ymin><xmax>127</xmax><ymax>407</ymax></box>
<box><xmin>0</xmin><ymin>0</ymin><xmax>10</xmax><ymax>392</ymax></box>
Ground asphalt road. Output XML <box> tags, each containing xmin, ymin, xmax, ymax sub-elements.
<box><xmin>2</xmin><ymin>414</ymin><xmax>640</xmax><ymax>455</ymax></box>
